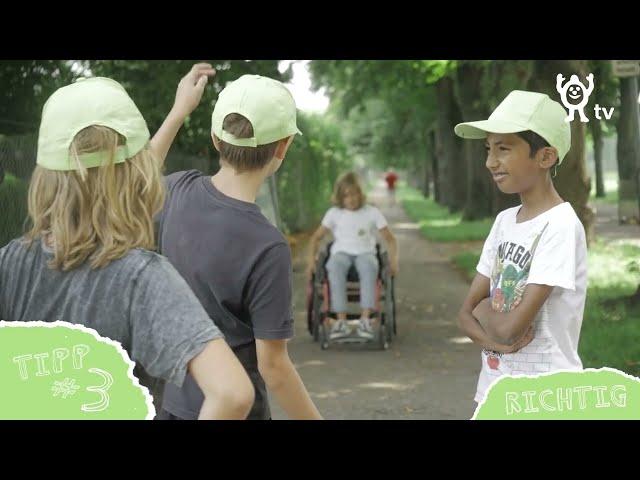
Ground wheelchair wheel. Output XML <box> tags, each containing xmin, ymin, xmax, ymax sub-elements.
<box><xmin>313</xmin><ymin>318</ymin><xmax>320</xmax><ymax>342</ymax></box>
<box><xmin>306</xmin><ymin>275</ymin><xmax>315</xmax><ymax>336</ymax></box>
<box><xmin>319</xmin><ymin>319</ymin><xmax>329</xmax><ymax>350</ymax></box>
<box><xmin>378</xmin><ymin>314</ymin><xmax>390</xmax><ymax>350</ymax></box>
<box><xmin>380</xmin><ymin>264</ymin><xmax>396</xmax><ymax>340</ymax></box>
<box><xmin>313</xmin><ymin>248</ymin><xmax>330</xmax><ymax>342</ymax></box>
<box><xmin>386</xmin><ymin>276</ymin><xmax>396</xmax><ymax>339</ymax></box>
<box><xmin>311</xmin><ymin>283</ymin><xmax>322</xmax><ymax>342</ymax></box>
<box><xmin>385</xmin><ymin>309</ymin><xmax>394</xmax><ymax>343</ymax></box>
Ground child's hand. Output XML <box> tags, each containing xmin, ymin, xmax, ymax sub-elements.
<box><xmin>390</xmin><ymin>260</ymin><xmax>399</xmax><ymax>277</ymax></box>
<box><xmin>511</xmin><ymin>325</ymin><xmax>535</xmax><ymax>351</ymax></box>
<box><xmin>306</xmin><ymin>262</ymin><xmax>316</xmax><ymax>279</ymax></box>
<box><xmin>172</xmin><ymin>63</ymin><xmax>216</xmax><ymax>120</ymax></box>
<box><xmin>489</xmin><ymin>325</ymin><xmax>535</xmax><ymax>354</ymax></box>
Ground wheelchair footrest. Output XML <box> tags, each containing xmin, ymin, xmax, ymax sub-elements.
<box><xmin>326</xmin><ymin>311</ymin><xmax>379</xmax><ymax>320</ymax></box>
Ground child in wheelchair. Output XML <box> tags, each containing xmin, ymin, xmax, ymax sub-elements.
<box><xmin>307</xmin><ymin>171</ymin><xmax>399</xmax><ymax>340</ymax></box>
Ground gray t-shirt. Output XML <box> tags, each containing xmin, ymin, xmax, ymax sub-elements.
<box><xmin>0</xmin><ymin>238</ymin><xmax>223</xmax><ymax>391</ymax></box>
<box><xmin>157</xmin><ymin>170</ymin><xmax>294</xmax><ymax>419</ymax></box>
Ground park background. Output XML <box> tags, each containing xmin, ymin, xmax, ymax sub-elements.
<box><xmin>1</xmin><ymin>60</ymin><xmax>638</xmax><ymax>418</ymax></box>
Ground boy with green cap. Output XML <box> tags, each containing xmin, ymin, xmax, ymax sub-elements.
<box><xmin>454</xmin><ymin>90</ymin><xmax>588</xmax><ymax>406</ymax></box>
<box><xmin>152</xmin><ymin>74</ymin><xmax>322</xmax><ymax>420</ymax></box>
<box><xmin>0</xmin><ymin>66</ymin><xmax>256</xmax><ymax>420</ymax></box>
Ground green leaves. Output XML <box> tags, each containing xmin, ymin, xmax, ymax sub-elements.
<box><xmin>0</xmin><ymin>61</ymin><xmax>76</xmax><ymax>135</ymax></box>
<box><xmin>276</xmin><ymin>112</ymin><xmax>351</xmax><ymax>233</ymax></box>
<box><xmin>308</xmin><ymin>60</ymin><xmax>439</xmax><ymax>175</ymax></box>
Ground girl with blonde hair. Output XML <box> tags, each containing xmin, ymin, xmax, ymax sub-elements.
<box><xmin>307</xmin><ymin>171</ymin><xmax>399</xmax><ymax>340</ymax></box>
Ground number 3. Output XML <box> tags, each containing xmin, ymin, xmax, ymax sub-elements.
<box><xmin>81</xmin><ymin>368</ymin><xmax>113</xmax><ymax>413</ymax></box>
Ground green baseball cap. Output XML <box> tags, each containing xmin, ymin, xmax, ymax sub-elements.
<box><xmin>454</xmin><ymin>90</ymin><xmax>571</xmax><ymax>164</ymax></box>
<box><xmin>211</xmin><ymin>74</ymin><xmax>302</xmax><ymax>147</ymax></box>
<box><xmin>37</xmin><ymin>77</ymin><xmax>150</xmax><ymax>171</ymax></box>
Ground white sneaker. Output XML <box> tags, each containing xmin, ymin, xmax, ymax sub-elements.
<box><xmin>329</xmin><ymin>320</ymin><xmax>351</xmax><ymax>339</ymax></box>
<box><xmin>356</xmin><ymin>318</ymin><xmax>374</xmax><ymax>339</ymax></box>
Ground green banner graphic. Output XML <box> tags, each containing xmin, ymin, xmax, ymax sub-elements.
<box><xmin>474</xmin><ymin>368</ymin><xmax>640</xmax><ymax>420</ymax></box>
<box><xmin>0</xmin><ymin>321</ymin><xmax>155</xmax><ymax>419</ymax></box>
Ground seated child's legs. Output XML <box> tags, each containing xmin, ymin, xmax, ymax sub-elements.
<box><xmin>326</xmin><ymin>251</ymin><xmax>353</xmax><ymax>315</ymax></box>
<box><xmin>354</xmin><ymin>252</ymin><xmax>379</xmax><ymax>314</ymax></box>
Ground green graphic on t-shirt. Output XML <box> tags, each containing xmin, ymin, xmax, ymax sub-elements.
<box><xmin>490</xmin><ymin>222</ymin><xmax>549</xmax><ymax>313</ymax></box>
<box><xmin>0</xmin><ymin>321</ymin><xmax>154</xmax><ymax>419</ymax></box>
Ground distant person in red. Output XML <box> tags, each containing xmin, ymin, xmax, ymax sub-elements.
<box><xmin>384</xmin><ymin>170</ymin><xmax>398</xmax><ymax>189</ymax></box>
<box><xmin>384</xmin><ymin>170</ymin><xmax>398</xmax><ymax>204</ymax></box>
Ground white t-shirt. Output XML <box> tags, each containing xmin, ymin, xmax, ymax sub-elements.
<box><xmin>474</xmin><ymin>202</ymin><xmax>587</xmax><ymax>403</ymax></box>
<box><xmin>321</xmin><ymin>205</ymin><xmax>388</xmax><ymax>256</ymax></box>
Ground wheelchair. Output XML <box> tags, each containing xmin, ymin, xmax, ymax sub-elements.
<box><xmin>306</xmin><ymin>241</ymin><xmax>396</xmax><ymax>350</ymax></box>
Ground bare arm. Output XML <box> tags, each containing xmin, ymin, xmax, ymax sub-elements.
<box><xmin>457</xmin><ymin>274</ymin><xmax>534</xmax><ymax>353</ymax></box>
<box><xmin>187</xmin><ymin>338</ymin><xmax>255</xmax><ymax>420</ymax></box>
<box><xmin>306</xmin><ymin>225</ymin><xmax>330</xmax><ymax>277</ymax></box>
<box><xmin>256</xmin><ymin>339</ymin><xmax>322</xmax><ymax>419</ymax></box>
<box><xmin>379</xmin><ymin>226</ymin><xmax>399</xmax><ymax>276</ymax></box>
<box><xmin>472</xmin><ymin>283</ymin><xmax>553</xmax><ymax>345</ymax></box>
<box><xmin>149</xmin><ymin>63</ymin><xmax>216</xmax><ymax>167</ymax></box>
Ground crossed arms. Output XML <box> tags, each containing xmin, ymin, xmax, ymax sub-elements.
<box><xmin>457</xmin><ymin>273</ymin><xmax>554</xmax><ymax>353</ymax></box>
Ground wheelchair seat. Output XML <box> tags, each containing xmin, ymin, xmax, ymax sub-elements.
<box><xmin>309</xmin><ymin>240</ymin><xmax>397</xmax><ymax>349</ymax></box>
<box><xmin>321</xmin><ymin>242</ymin><xmax>385</xmax><ymax>283</ymax></box>
<box><xmin>346</xmin><ymin>264</ymin><xmax>359</xmax><ymax>282</ymax></box>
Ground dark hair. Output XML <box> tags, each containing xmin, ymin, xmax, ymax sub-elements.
<box><xmin>215</xmin><ymin>113</ymin><xmax>281</xmax><ymax>173</ymax></box>
<box><xmin>515</xmin><ymin>130</ymin><xmax>558</xmax><ymax>166</ymax></box>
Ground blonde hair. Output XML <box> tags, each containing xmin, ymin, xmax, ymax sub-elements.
<box><xmin>331</xmin><ymin>171</ymin><xmax>366</xmax><ymax>209</ymax></box>
<box><xmin>26</xmin><ymin>125</ymin><xmax>165</xmax><ymax>271</ymax></box>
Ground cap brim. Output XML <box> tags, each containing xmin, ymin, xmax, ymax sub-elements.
<box><xmin>454</xmin><ymin>119</ymin><xmax>528</xmax><ymax>139</ymax></box>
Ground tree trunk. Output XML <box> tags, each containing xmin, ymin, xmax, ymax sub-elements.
<box><xmin>435</xmin><ymin>77</ymin><xmax>466</xmax><ymax>212</ymax></box>
<box><xmin>420</xmin><ymin>133</ymin><xmax>431</xmax><ymax>198</ymax></box>
<box><xmin>433</xmin><ymin>124</ymin><xmax>448</xmax><ymax>206</ymax></box>
<box><xmin>559</xmin><ymin>121</ymin><xmax>595</xmax><ymax>243</ymax></box>
<box><xmin>463</xmin><ymin>140</ymin><xmax>495</xmax><ymax>220</ymax></box>
<box><xmin>528</xmin><ymin>60</ymin><xmax>595</xmax><ymax>244</ymax></box>
<box><xmin>616</xmin><ymin>76</ymin><xmax>640</xmax><ymax>224</ymax></box>
<box><xmin>453</xmin><ymin>63</ymin><xmax>494</xmax><ymax>221</ymax></box>
<box><xmin>429</xmin><ymin>129</ymin><xmax>440</xmax><ymax>202</ymax></box>
<box><xmin>422</xmin><ymin>160</ymin><xmax>431</xmax><ymax>198</ymax></box>
<box><xmin>631</xmin><ymin>284</ymin><xmax>640</xmax><ymax>306</ymax></box>
<box><xmin>590</xmin><ymin>117</ymin><xmax>606</xmax><ymax>197</ymax></box>
<box><xmin>295</xmin><ymin>152</ymin><xmax>306</xmax><ymax>231</ymax></box>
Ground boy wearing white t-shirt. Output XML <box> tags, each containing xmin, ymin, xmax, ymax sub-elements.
<box><xmin>454</xmin><ymin>90</ymin><xmax>588</xmax><ymax>404</ymax></box>
<box><xmin>307</xmin><ymin>171</ymin><xmax>399</xmax><ymax>340</ymax></box>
